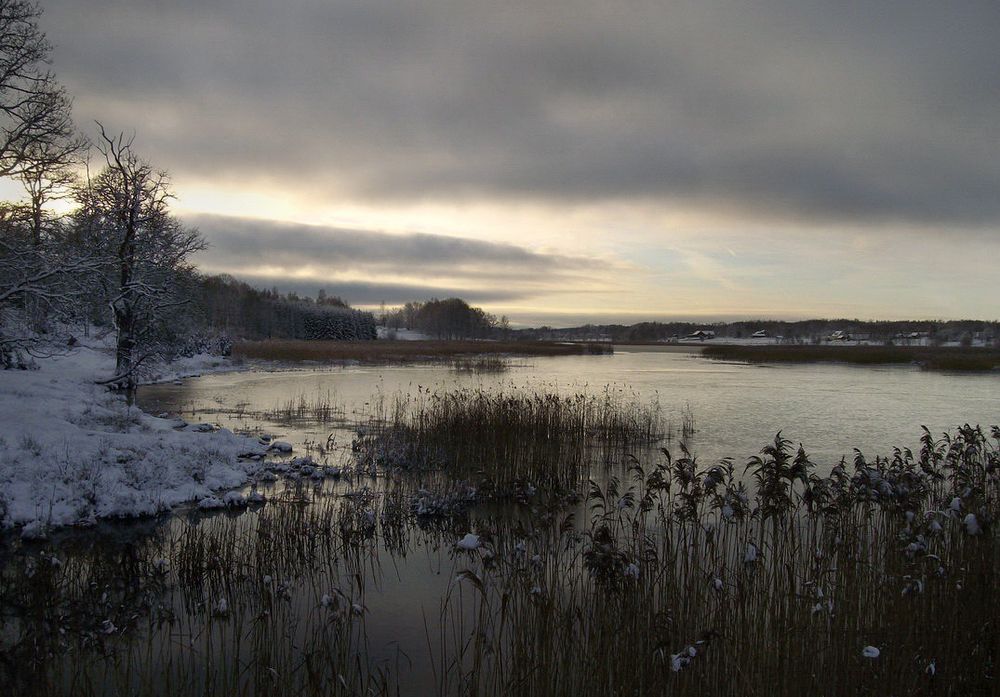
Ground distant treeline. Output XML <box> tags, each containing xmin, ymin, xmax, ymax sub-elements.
<box><xmin>194</xmin><ymin>275</ymin><xmax>377</xmax><ymax>343</ymax></box>
<box><xmin>515</xmin><ymin>319</ymin><xmax>1000</xmax><ymax>345</ymax></box>
<box><xmin>382</xmin><ymin>298</ymin><xmax>507</xmax><ymax>339</ymax></box>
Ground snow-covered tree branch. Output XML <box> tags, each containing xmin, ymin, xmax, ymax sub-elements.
<box><xmin>74</xmin><ymin>124</ymin><xmax>206</xmax><ymax>389</ymax></box>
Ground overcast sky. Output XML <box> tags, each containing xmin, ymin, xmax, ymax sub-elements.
<box><xmin>36</xmin><ymin>0</ymin><xmax>1000</xmax><ymax>324</ymax></box>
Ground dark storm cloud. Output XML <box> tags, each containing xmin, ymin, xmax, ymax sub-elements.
<box><xmin>189</xmin><ymin>214</ymin><xmax>604</xmax><ymax>282</ymax></box>
<box><xmin>41</xmin><ymin>0</ymin><xmax>1000</xmax><ymax>224</ymax></box>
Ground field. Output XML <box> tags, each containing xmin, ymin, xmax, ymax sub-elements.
<box><xmin>703</xmin><ymin>344</ymin><xmax>1000</xmax><ymax>372</ymax></box>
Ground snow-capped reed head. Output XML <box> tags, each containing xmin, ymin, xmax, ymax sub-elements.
<box><xmin>669</xmin><ymin>645</ymin><xmax>698</xmax><ymax>672</ymax></box>
<box><xmin>963</xmin><ymin>512</ymin><xmax>981</xmax><ymax>535</ymax></box>
<box><xmin>456</xmin><ymin>533</ymin><xmax>481</xmax><ymax>551</ymax></box>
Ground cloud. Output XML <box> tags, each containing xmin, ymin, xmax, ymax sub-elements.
<box><xmin>187</xmin><ymin>213</ymin><xmax>617</xmax><ymax>305</ymax></box>
<box><xmin>40</xmin><ymin>0</ymin><xmax>1000</xmax><ymax>226</ymax></box>
<box><xmin>232</xmin><ymin>275</ymin><xmax>526</xmax><ymax>306</ymax></box>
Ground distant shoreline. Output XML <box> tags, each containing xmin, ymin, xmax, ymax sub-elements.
<box><xmin>701</xmin><ymin>344</ymin><xmax>1000</xmax><ymax>372</ymax></box>
<box><xmin>232</xmin><ymin>338</ymin><xmax>612</xmax><ymax>363</ymax></box>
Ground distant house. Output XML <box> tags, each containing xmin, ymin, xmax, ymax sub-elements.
<box><xmin>828</xmin><ymin>330</ymin><xmax>851</xmax><ymax>342</ymax></box>
<box><xmin>682</xmin><ymin>330</ymin><xmax>716</xmax><ymax>341</ymax></box>
<box><xmin>751</xmin><ymin>330</ymin><xmax>769</xmax><ymax>338</ymax></box>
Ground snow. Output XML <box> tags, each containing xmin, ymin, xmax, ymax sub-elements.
<box><xmin>963</xmin><ymin>513</ymin><xmax>981</xmax><ymax>535</ymax></box>
<box><xmin>376</xmin><ymin>326</ymin><xmax>430</xmax><ymax>341</ymax></box>
<box><xmin>0</xmin><ymin>342</ymin><xmax>264</xmax><ymax>533</ymax></box>
<box><xmin>198</xmin><ymin>496</ymin><xmax>225</xmax><ymax>510</ymax></box>
<box><xmin>456</xmin><ymin>533</ymin><xmax>481</xmax><ymax>551</ymax></box>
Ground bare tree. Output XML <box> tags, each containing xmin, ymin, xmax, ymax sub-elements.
<box><xmin>77</xmin><ymin>125</ymin><xmax>205</xmax><ymax>389</ymax></box>
<box><xmin>0</xmin><ymin>1</ymin><xmax>77</xmax><ymax>180</ymax></box>
<box><xmin>0</xmin><ymin>214</ymin><xmax>102</xmax><ymax>367</ymax></box>
<box><xmin>0</xmin><ymin>1</ymin><xmax>92</xmax><ymax>366</ymax></box>
<box><xmin>18</xmin><ymin>132</ymin><xmax>87</xmax><ymax>246</ymax></box>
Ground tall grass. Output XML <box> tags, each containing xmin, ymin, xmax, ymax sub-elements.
<box><xmin>1</xmin><ymin>492</ymin><xmax>393</xmax><ymax>697</ymax></box>
<box><xmin>450</xmin><ymin>355</ymin><xmax>511</xmax><ymax>373</ymax></box>
<box><xmin>2</xmin><ymin>422</ymin><xmax>996</xmax><ymax>695</ymax></box>
<box><xmin>351</xmin><ymin>385</ymin><xmax>665</xmax><ymax>491</ymax></box>
<box><xmin>434</xmin><ymin>425</ymin><xmax>999</xmax><ymax>695</ymax></box>
<box><xmin>256</xmin><ymin>389</ymin><xmax>344</xmax><ymax>425</ymax></box>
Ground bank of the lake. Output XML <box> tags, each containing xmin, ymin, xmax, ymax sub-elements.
<box><xmin>232</xmin><ymin>338</ymin><xmax>612</xmax><ymax>363</ymax></box>
<box><xmin>703</xmin><ymin>343</ymin><xmax>1000</xmax><ymax>372</ymax></box>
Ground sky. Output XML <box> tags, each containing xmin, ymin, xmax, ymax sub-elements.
<box><xmin>33</xmin><ymin>0</ymin><xmax>1000</xmax><ymax>325</ymax></box>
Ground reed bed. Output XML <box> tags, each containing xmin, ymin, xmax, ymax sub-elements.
<box><xmin>1</xmin><ymin>490</ymin><xmax>398</xmax><ymax>697</ymax></box>
<box><xmin>350</xmin><ymin>385</ymin><xmax>666</xmax><ymax>491</ymax></box>
<box><xmin>1</xmin><ymin>423</ymin><xmax>996</xmax><ymax>696</ymax></box>
<box><xmin>252</xmin><ymin>389</ymin><xmax>344</xmax><ymax>425</ymax></box>
<box><xmin>435</xmin><ymin>426</ymin><xmax>999</xmax><ymax>696</ymax></box>
<box><xmin>703</xmin><ymin>344</ymin><xmax>1000</xmax><ymax>372</ymax></box>
<box><xmin>233</xmin><ymin>340</ymin><xmax>613</xmax><ymax>364</ymax></box>
<box><xmin>450</xmin><ymin>355</ymin><xmax>511</xmax><ymax>373</ymax></box>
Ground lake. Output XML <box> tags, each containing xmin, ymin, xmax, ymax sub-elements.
<box><xmin>9</xmin><ymin>347</ymin><xmax>997</xmax><ymax>695</ymax></box>
<box><xmin>139</xmin><ymin>346</ymin><xmax>1000</xmax><ymax>469</ymax></box>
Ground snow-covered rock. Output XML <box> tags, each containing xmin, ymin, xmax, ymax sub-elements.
<box><xmin>198</xmin><ymin>496</ymin><xmax>225</xmax><ymax>510</ymax></box>
<box><xmin>20</xmin><ymin>520</ymin><xmax>48</xmax><ymax>541</ymax></box>
<box><xmin>222</xmin><ymin>491</ymin><xmax>247</xmax><ymax>507</ymax></box>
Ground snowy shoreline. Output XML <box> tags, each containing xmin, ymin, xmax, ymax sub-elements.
<box><xmin>0</xmin><ymin>343</ymin><xmax>267</xmax><ymax>537</ymax></box>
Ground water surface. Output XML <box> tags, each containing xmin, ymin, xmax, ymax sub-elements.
<box><xmin>140</xmin><ymin>347</ymin><xmax>1000</xmax><ymax>467</ymax></box>
<box><xmin>15</xmin><ymin>348</ymin><xmax>995</xmax><ymax>694</ymax></box>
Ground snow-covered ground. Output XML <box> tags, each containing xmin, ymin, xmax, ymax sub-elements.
<box><xmin>0</xmin><ymin>342</ymin><xmax>265</xmax><ymax>537</ymax></box>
